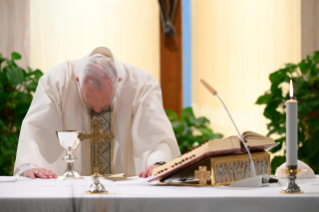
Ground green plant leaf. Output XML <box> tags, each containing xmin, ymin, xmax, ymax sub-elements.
<box><xmin>211</xmin><ymin>133</ymin><xmax>223</xmax><ymax>140</ymax></box>
<box><xmin>14</xmin><ymin>103</ymin><xmax>30</xmax><ymax>116</ymax></box>
<box><xmin>6</xmin><ymin>60</ymin><xmax>17</xmax><ymax>68</ymax></box>
<box><xmin>255</xmin><ymin>92</ymin><xmax>272</xmax><ymax>105</ymax></box>
<box><xmin>0</xmin><ymin>89</ymin><xmax>9</xmax><ymax>103</ymax></box>
<box><xmin>294</xmin><ymin>80</ymin><xmax>309</xmax><ymax>94</ymax></box>
<box><xmin>309</xmin><ymin>117</ymin><xmax>319</xmax><ymax>133</ymax></box>
<box><xmin>32</xmin><ymin>69</ymin><xmax>44</xmax><ymax>80</ymax></box>
<box><xmin>14</xmin><ymin>92</ymin><xmax>33</xmax><ymax>104</ymax></box>
<box><xmin>298</xmin><ymin>60</ymin><xmax>309</xmax><ymax>74</ymax></box>
<box><xmin>27</xmin><ymin>66</ymin><xmax>33</xmax><ymax>73</ymax></box>
<box><xmin>171</xmin><ymin>120</ymin><xmax>184</xmax><ymax>133</ymax></box>
<box><xmin>269</xmin><ymin>69</ymin><xmax>287</xmax><ymax>85</ymax></box>
<box><xmin>310</xmin><ymin>64</ymin><xmax>317</xmax><ymax>77</ymax></box>
<box><xmin>0</xmin><ymin>68</ymin><xmax>8</xmax><ymax>89</ymax></box>
<box><xmin>285</xmin><ymin>63</ymin><xmax>297</xmax><ymax>73</ymax></box>
<box><xmin>300</xmin><ymin>138</ymin><xmax>319</xmax><ymax>158</ymax></box>
<box><xmin>298</xmin><ymin>101</ymin><xmax>314</xmax><ymax>115</ymax></box>
<box><xmin>0</xmin><ymin>118</ymin><xmax>7</xmax><ymax>133</ymax></box>
<box><xmin>269</xmin><ymin>137</ymin><xmax>284</xmax><ymax>153</ymax></box>
<box><xmin>165</xmin><ymin>109</ymin><xmax>179</xmax><ymax>121</ymax></box>
<box><xmin>6</xmin><ymin>67</ymin><xmax>24</xmax><ymax>85</ymax></box>
<box><xmin>307</xmin><ymin>54</ymin><xmax>314</xmax><ymax>63</ymax></box>
<box><xmin>298</xmin><ymin>132</ymin><xmax>305</xmax><ymax>144</ymax></box>
<box><xmin>0</xmin><ymin>52</ymin><xmax>42</xmax><ymax>175</ymax></box>
<box><xmin>263</xmin><ymin>102</ymin><xmax>281</xmax><ymax>120</ymax></box>
<box><xmin>271</xmin><ymin>156</ymin><xmax>286</xmax><ymax>174</ymax></box>
<box><xmin>182</xmin><ymin>107</ymin><xmax>197</xmax><ymax>126</ymax></box>
<box><xmin>266</xmin><ymin>127</ymin><xmax>286</xmax><ymax>137</ymax></box>
<box><xmin>194</xmin><ymin>117</ymin><xmax>210</xmax><ymax>126</ymax></box>
<box><xmin>0</xmin><ymin>56</ymin><xmax>5</xmax><ymax>65</ymax></box>
<box><xmin>270</xmin><ymin>84</ymin><xmax>283</xmax><ymax>96</ymax></box>
<box><xmin>11</xmin><ymin>52</ymin><xmax>21</xmax><ymax>60</ymax></box>
<box><xmin>25</xmin><ymin>83</ymin><xmax>37</xmax><ymax>92</ymax></box>
<box><xmin>197</xmin><ymin>127</ymin><xmax>213</xmax><ymax>136</ymax></box>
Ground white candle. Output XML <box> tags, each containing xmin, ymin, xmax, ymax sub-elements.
<box><xmin>286</xmin><ymin>80</ymin><xmax>298</xmax><ymax>166</ymax></box>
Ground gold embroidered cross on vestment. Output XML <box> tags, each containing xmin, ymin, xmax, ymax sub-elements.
<box><xmin>78</xmin><ymin>105</ymin><xmax>114</xmax><ymax>175</ymax></box>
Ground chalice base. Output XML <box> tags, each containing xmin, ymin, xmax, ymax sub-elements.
<box><xmin>58</xmin><ymin>170</ymin><xmax>83</xmax><ymax>180</ymax></box>
<box><xmin>58</xmin><ymin>162</ymin><xmax>84</xmax><ymax>180</ymax></box>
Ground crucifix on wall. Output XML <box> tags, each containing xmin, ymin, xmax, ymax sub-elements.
<box><xmin>158</xmin><ymin>0</ymin><xmax>179</xmax><ymax>37</ymax></box>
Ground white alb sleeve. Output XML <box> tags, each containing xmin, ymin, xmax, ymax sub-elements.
<box><xmin>146</xmin><ymin>143</ymin><xmax>174</xmax><ymax>167</ymax></box>
<box><xmin>15</xmin><ymin>164</ymin><xmax>38</xmax><ymax>176</ymax></box>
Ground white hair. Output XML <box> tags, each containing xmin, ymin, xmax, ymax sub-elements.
<box><xmin>80</xmin><ymin>54</ymin><xmax>118</xmax><ymax>90</ymax></box>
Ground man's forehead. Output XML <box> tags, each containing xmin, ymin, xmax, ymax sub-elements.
<box><xmin>83</xmin><ymin>77</ymin><xmax>113</xmax><ymax>90</ymax></box>
<box><xmin>84</xmin><ymin>85</ymin><xmax>113</xmax><ymax>96</ymax></box>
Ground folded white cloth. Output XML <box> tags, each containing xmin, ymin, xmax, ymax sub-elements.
<box><xmin>0</xmin><ymin>176</ymin><xmax>18</xmax><ymax>182</ymax></box>
<box><xmin>275</xmin><ymin>160</ymin><xmax>316</xmax><ymax>179</ymax></box>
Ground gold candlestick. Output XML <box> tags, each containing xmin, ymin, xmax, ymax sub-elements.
<box><xmin>277</xmin><ymin>165</ymin><xmax>307</xmax><ymax>194</ymax></box>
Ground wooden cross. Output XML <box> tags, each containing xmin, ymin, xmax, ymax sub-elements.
<box><xmin>194</xmin><ymin>166</ymin><xmax>211</xmax><ymax>185</ymax></box>
<box><xmin>78</xmin><ymin>119</ymin><xmax>114</xmax><ymax>174</ymax></box>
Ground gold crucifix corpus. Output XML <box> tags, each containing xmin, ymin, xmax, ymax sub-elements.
<box><xmin>194</xmin><ymin>166</ymin><xmax>211</xmax><ymax>185</ymax></box>
<box><xmin>78</xmin><ymin>119</ymin><xmax>114</xmax><ymax>174</ymax></box>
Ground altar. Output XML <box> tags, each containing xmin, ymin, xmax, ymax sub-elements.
<box><xmin>1</xmin><ymin>176</ymin><xmax>318</xmax><ymax>212</ymax></box>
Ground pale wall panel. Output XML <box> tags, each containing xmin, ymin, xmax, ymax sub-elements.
<box><xmin>30</xmin><ymin>0</ymin><xmax>160</xmax><ymax>81</ymax></box>
<box><xmin>0</xmin><ymin>0</ymin><xmax>30</xmax><ymax>69</ymax></box>
<box><xmin>192</xmin><ymin>0</ymin><xmax>301</xmax><ymax>137</ymax></box>
<box><xmin>301</xmin><ymin>0</ymin><xmax>319</xmax><ymax>59</ymax></box>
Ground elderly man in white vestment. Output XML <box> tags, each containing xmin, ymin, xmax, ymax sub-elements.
<box><xmin>14</xmin><ymin>47</ymin><xmax>180</xmax><ymax>179</ymax></box>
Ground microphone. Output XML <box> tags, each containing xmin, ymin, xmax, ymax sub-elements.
<box><xmin>229</xmin><ymin>175</ymin><xmax>278</xmax><ymax>187</ymax></box>
<box><xmin>200</xmin><ymin>79</ymin><xmax>256</xmax><ymax>177</ymax></box>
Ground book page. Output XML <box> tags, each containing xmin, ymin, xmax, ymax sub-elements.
<box><xmin>208</xmin><ymin>135</ymin><xmax>241</xmax><ymax>150</ymax></box>
<box><xmin>242</xmin><ymin>131</ymin><xmax>274</xmax><ymax>145</ymax></box>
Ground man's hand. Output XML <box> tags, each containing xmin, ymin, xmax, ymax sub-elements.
<box><xmin>139</xmin><ymin>164</ymin><xmax>161</xmax><ymax>178</ymax></box>
<box><xmin>23</xmin><ymin>167</ymin><xmax>58</xmax><ymax>179</ymax></box>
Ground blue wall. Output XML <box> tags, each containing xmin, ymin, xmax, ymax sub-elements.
<box><xmin>182</xmin><ymin>0</ymin><xmax>192</xmax><ymax>108</ymax></box>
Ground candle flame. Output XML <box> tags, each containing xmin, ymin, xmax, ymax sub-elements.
<box><xmin>289</xmin><ymin>79</ymin><xmax>293</xmax><ymax>99</ymax></box>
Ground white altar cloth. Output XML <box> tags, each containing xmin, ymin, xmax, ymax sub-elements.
<box><xmin>0</xmin><ymin>176</ymin><xmax>319</xmax><ymax>212</ymax></box>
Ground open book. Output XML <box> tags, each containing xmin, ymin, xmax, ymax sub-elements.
<box><xmin>210</xmin><ymin>131</ymin><xmax>275</xmax><ymax>152</ymax></box>
<box><xmin>149</xmin><ymin>131</ymin><xmax>278</xmax><ymax>182</ymax></box>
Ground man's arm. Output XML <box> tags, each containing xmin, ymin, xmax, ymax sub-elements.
<box><xmin>14</xmin><ymin>67</ymin><xmax>66</xmax><ymax>177</ymax></box>
<box><xmin>131</xmin><ymin>72</ymin><xmax>180</xmax><ymax>177</ymax></box>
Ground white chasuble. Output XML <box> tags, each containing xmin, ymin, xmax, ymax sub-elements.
<box><xmin>14</xmin><ymin>47</ymin><xmax>180</xmax><ymax>176</ymax></box>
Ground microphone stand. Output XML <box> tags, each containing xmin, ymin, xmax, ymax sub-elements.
<box><xmin>215</xmin><ymin>94</ymin><xmax>256</xmax><ymax>177</ymax></box>
<box><xmin>200</xmin><ymin>79</ymin><xmax>279</xmax><ymax>187</ymax></box>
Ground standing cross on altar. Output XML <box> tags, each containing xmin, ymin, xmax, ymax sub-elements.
<box><xmin>78</xmin><ymin>118</ymin><xmax>114</xmax><ymax>174</ymax></box>
<box><xmin>195</xmin><ymin>166</ymin><xmax>211</xmax><ymax>185</ymax></box>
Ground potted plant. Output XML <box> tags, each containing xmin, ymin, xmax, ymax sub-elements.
<box><xmin>0</xmin><ymin>52</ymin><xmax>43</xmax><ymax>175</ymax></box>
<box><xmin>256</xmin><ymin>51</ymin><xmax>319</xmax><ymax>174</ymax></box>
